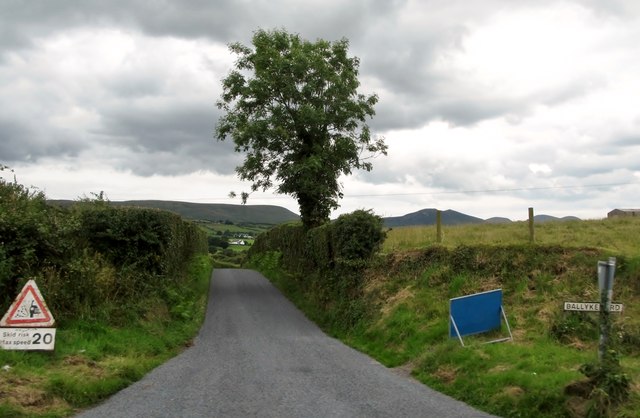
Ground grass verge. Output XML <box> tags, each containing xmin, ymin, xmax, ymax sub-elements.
<box><xmin>248</xmin><ymin>245</ymin><xmax>640</xmax><ymax>418</ymax></box>
<box><xmin>0</xmin><ymin>254</ymin><xmax>213</xmax><ymax>418</ymax></box>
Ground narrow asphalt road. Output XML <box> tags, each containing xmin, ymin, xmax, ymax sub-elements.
<box><xmin>77</xmin><ymin>269</ymin><xmax>495</xmax><ymax>417</ymax></box>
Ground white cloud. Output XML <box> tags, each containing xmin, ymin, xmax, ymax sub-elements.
<box><xmin>528</xmin><ymin>164</ymin><xmax>552</xmax><ymax>175</ymax></box>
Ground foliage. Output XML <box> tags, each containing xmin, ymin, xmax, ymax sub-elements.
<box><xmin>0</xmin><ymin>173</ymin><xmax>208</xmax><ymax>323</ymax></box>
<box><xmin>208</xmin><ymin>235</ymin><xmax>230</xmax><ymax>251</ymax></box>
<box><xmin>216</xmin><ymin>29</ymin><xmax>387</xmax><ymax>229</ymax></box>
<box><xmin>580</xmin><ymin>350</ymin><xmax>631</xmax><ymax>417</ymax></box>
<box><xmin>0</xmin><ymin>171</ymin><xmax>69</xmax><ymax>309</ymax></box>
<box><xmin>332</xmin><ymin>209</ymin><xmax>386</xmax><ymax>265</ymax></box>
<box><xmin>250</xmin><ymin>210</ymin><xmax>386</xmax><ymax>272</ymax></box>
<box><xmin>549</xmin><ymin>312</ymin><xmax>599</xmax><ymax>343</ymax></box>
<box><xmin>249</xmin><ymin>223</ymin><xmax>308</xmax><ymax>272</ymax></box>
<box><xmin>248</xmin><ymin>210</ymin><xmax>386</xmax><ymax>330</ymax></box>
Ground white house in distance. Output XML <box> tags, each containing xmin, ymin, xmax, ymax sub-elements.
<box><xmin>607</xmin><ymin>209</ymin><xmax>640</xmax><ymax>218</ymax></box>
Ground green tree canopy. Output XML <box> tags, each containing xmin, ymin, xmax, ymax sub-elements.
<box><xmin>215</xmin><ymin>29</ymin><xmax>386</xmax><ymax>229</ymax></box>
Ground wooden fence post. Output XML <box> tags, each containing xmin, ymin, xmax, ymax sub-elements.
<box><xmin>528</xmin><ymin>207</ymin><xmax>535</xmax><ymax>243</ymax></box>
<box><xmin>436</xmin><ymin>210</ymin><xmax>443</xmax><ymax>244</ymax></box>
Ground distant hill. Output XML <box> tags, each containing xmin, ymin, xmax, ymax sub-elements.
<box><xmin>383</xmin><ymin>208</ymin><xmax>582</xmax><ymax>227</ymax></box>
<box><xmin>384</xmin><ymin>208</ymin><xmax>484</xmax><ymax>227</ymax></box>
<box><xmin>533</xmin><ymin>215</ymin><xmax>581</xmax><ymax>223</ymax></box>
<box><xmin>485</xmin><ymin>217</ymin><xmax>512</xmax><ymax>224</ymax></box>
<box><xmin>48</xmin><ymin>200</ymin><xmax>300</xmax><ymax>225</ymax></box>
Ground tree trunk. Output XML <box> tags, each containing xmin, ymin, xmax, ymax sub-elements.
<box><xmin>298</xmin><ymin>192</ymin><xmax>329</xmax><ymax>230</ymax></box>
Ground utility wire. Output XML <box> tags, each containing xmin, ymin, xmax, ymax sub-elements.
<box><xmin>343</xmin><ymin>181</ymin><xmax>638</xmax><ymax>198</ymax></box>
<box><xmin>188</xmin><ymin>180</ymin><xmax>638</xmax><ymax>201</ymax></box>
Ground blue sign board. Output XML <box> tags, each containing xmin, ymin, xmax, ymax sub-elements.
<box><xmin>449</xmin><ymin>289</ymin><xmax>503</xmax><ymax>338</ymax></box>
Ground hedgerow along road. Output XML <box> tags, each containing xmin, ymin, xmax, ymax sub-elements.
<box><xmin>76</xmin><ymin>269</ymin><xmax>495</xmax><ymax>417</ymax></box>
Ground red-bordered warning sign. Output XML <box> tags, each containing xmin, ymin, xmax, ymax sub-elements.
<box><xmin>0</xmin><ymin>280</ymin><xmax>55</xmax><ymax>327</ymax></box>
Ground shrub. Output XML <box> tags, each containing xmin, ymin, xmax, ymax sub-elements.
<box><xmin>0</xmin><ymin>175</ymin><xmax>68</xmax><ymax>309</ymax></box>
<box><xmin>580</xmin><ymin>350</ymin><xmax>631</xmax><ymax>416</ymax></box>
<box><xmin>247</xmin><ymin>209</ymin><xmax>387</xmax><ymax>330</ymax></box>
<box><xmin>0</xmin><ymin>172</ymin><xmax>208</xmax><ymax>323</ymax></box>
<box><xmin>332</xmin><ymin>209</ymin><xmax>386</xmax><ymax>265</ymax></box>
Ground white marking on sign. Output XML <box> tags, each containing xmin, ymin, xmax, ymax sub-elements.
<box><xmin>563</xmin><ymin>302</ymin><xmax>624</xmax><ymax>312</ymax></box>
<box><xmin>0</xmin><ymin>280</ymin><xmax>55</xmax><ymax>327</ymax></box>
<box><xmin>0</xmin><ymin>328</ymin><xmax>56</xmax><ymax>351</ymax></box>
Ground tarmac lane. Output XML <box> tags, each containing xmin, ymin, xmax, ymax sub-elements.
<box><xmin>76</xmin><ymin>268</ymin><xmax>495</xmax><ymax>418</ymax></box>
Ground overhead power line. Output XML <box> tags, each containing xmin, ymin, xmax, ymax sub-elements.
<box><xmin>343</xmin><ymin>181</ymin><xmax>639</xmax><ymax>198</ymax></box>
<box><xmin>189</xmin><ymin>180</ymin><xmax>638</xmax><ymax>201</ymax></box>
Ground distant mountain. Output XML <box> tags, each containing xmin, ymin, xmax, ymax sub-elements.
<box><xmin>48</xmin><ymin>200</ymin><xmax>300</xmax><ymax>225</ymax></box>
<box><xmin>383</xmin><ymin>208</ymin><xmax>484</xmax><ymax>227</ymax></box>
<box><xmin>383</xmin><ymin>209</ymin><xmax>582</xmax><ymax>227</ymax></box>
<box><xmin>484</xmin><ymin>217</ymin><xmax>513</xmax><ymax>224</ymax></box>
<box><xmin>533</xmin><ymin>215</ymin><xmax>581</xmax><ymax>223</ymax></box>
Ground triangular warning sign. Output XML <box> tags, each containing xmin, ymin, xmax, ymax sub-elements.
<box><xmin>0</xmin><ymin>280</ymin><xmax>55</xmax><ymax>327</ymax></box>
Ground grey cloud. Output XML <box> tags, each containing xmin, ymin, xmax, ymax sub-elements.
<box><xmin>106</xmin><ymin>76</ymin><xmax>164</xmax><ymax>99</ymax></box>
<box><xmin>372</xmin><ymin>94</ymin><xmax>528</xmax><ymax>131</ymax></box>
<box><xmin>0</xmin><ymin>0</ymin><xmax>404</xmax><ymax>51</ymax></box>
<box><xmin>0</xmin><ymin>119</ymin><xmax>34</xmax><ymax>161</ymax></box>
<box><xmin>370</xmin><ymin>66</ymin><xmax>603</xmax><ymax>132</ymax></box>
<box><xmin>113</xmin><ymin>141</ymin><xmax>242</xmax><ymax>177</ymax></box>
<box><xmin>576</xmin><ymin>0</ymin><xmax>640</xmax><ymax>15</ymax></box>
<box><xmin>100</xmin><ymin>103</ymin><xmax>239</xmax><ymax>175</ymax></box>
<box><xmin>433</xmin><ymin>99</ymin><xmax>520</xmax><ymax>127</ymax></box>
<box><xmin>0</xmin><ymin>117</ymin><xmax>86</xmax><ymax>163</ymax></box>
<box><xmin>1</xmin><ymin>0</ymin><xmax>612</xmax><ymax>136</ymax></box>
<box><xmin>609</xmin><ymin>136</ymin><xmax>640</xmax><ymax>149</ymax></box>
<box><xmin>102</xmin><ymin>105</ymin><xmax>216</xmax><ymax>150</ymax></box>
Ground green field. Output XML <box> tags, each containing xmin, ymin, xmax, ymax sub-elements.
<box><xmin>250</xmin><ymin>216</ymin><xmax>640</xmax><ymax>418</ymax></box>
<box><xmin>195</xmin><ymin>219</ymin><xmax>272</xmax><ymax>237</ymax></box>
<box><xmin>384</xmin><ymin>216</ymin><xmax>640</xmax><ymax>256</ymax></box>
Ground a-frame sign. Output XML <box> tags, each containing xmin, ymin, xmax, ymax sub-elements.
<box><xmin>1</xmin><ymin>280</ymin><xmax>56</xmax><ymax>351</ymax></box>
<box><xmin>1</xmin><ymin>280</ymin><xmax>55</xmax><ymax>327</ymax></box>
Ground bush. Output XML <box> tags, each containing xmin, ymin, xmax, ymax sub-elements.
<box><xmin>580</xmin><ymin>350</ymin><xmax>631</xmax><ymax>416</ymax></box>
<box><xmin>332</xmin><ymin>209</ymin><xmax>386</xmax><ymax>265</ymax></box>
<box><xmin>0</xmin><ymin>171</ymin><xmax>208</xmax><ymax>323</ymax></box>
<box><xmin>0</xmin><ymin>175</ymin><xmax>68</xmax><ymax>309</ymax></box>
<box><xmin>249</xmin><ymin>223</ymin><xmax>307</xmax><ymax>272</ymax></box>
<box><xmin>549</xmin><ymin>311</ymin><xmax>599</xmax><ymax>343</ymax></box>
<box><xmin>247</xmin><ymin>209</ymin><xmax>387</xmax><ymax>330</ymax></box>
<box><xmin>208</xmin><ymin>236</ymin><xmax>229</xmax><ymax>251</ymax></box>
<box><xmin>305</xmin><ymin>222</ymin><xmax>333</xmax><ymax>269</ymax></box>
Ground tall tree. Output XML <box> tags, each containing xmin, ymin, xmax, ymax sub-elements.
<box><xmin>215</xmin><ymin>29</ymin><xmax>386</xmax><ymax>229</ymax></box>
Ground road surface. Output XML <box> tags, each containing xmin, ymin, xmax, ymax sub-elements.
<box><xmin>77</xmin><ymin>269</ymin><xmax>495</xmax><ymax>417</ymax></box>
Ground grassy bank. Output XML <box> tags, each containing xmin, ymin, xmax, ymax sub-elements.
<box><xmin>248</xmin><ymin>217</ymin><xmax>640</xmax><ymax>417</ymax></box>
<box><xmin>0</xmin><ymin>254</ymin><xmax>213</xmax><ymax>417</ymax></box>
<box><xmin>384</xmin><ymin>217</ymin><xmax>640</xmax><ymax>256</ymax></box>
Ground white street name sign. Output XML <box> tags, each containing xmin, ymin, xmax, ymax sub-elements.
<box><xmin>563</xmin><ymin>302</ymin><xmax>623</xmax><ymax>313</ymax></box>
<box><xmin>0</xmin><ymin>328</ymin><xmax>57</xmax><ymax>351</ymax></box>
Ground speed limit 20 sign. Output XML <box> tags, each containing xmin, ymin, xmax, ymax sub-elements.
<box><xmin>0</xmin><ymin>280</ymin><xmax>56</xmax><ymax>351</ymax></box>
<box><xmin>0</xmin><ymin>328</ymin><xmax>57</xmax><ymax>350</ymax></box>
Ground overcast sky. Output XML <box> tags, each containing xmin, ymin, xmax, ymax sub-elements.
<box><xmin>1</xmin><ymin>0</ymin><xmax>639</xmax><ymax>221</ymax></box>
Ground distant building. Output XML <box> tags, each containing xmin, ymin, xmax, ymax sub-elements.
<box><xmin>229</xmin><ymin>240</ymin><xmax>246</xmax><ymax>246</ymax></box>
<box><xmin>608</xmin><ymin>209</ymin><xmax>640</xmax><ymax>218</ymax></box>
